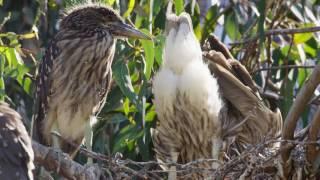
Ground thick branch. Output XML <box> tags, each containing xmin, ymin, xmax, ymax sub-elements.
<box><xmin>306</xmin><ymin>107</ymin><xmax>320</xmax><ymax>172</ymax></box>
<box><xmin>32</xmin><ymin>141</ymin><xmax>104</xmax><ymax>180</ymax></box>
<box><xmin>231</xmin><ymin>26</ymin><xmax>320</xmax><ymax>45</ymax></box>
<box><xmin>280</xmin><ymin>63</ymin><xmax>320</xmax><ymax>176</ymax></box>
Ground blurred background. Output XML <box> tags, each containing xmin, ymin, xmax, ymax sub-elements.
<box><xmin>0</xmin><ymin>0</ymin><xmax>319</xmax><ymax>164</ymax></box>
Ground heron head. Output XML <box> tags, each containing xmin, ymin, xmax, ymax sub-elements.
<box><xmin>163</xmin><ymin>12</ymin><xmax>202</xmax><ymax>74</ymax></box>
<box><xmin>60</xmin><ymin>4</ymin><xmax>151</xmax><ymax>40</ymax></box>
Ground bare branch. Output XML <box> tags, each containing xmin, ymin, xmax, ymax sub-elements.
<box><xmin>230</xmin><ymin>26</ymin><xmax>320</xmax><ymax>46</ymax></box>
<box><xmin>280</xmin><ymin>63</ymin><xmax>320</xmax><ymax>177</ymax></box>
<box><xmin>253</xmin><ymin>65</ymin><xmax>315</xmax><ymax>74</ymax></box>
<box><xmin>306</xmin><ymin>106</ymin><xmax>320</xmax><ymax>173</ymax></box>
<box><xmin>32</xmin><ymin>141</ymin><xmax>104</xmax><ymax>180</ymax></box>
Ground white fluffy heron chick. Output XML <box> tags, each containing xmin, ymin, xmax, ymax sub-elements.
<box><xmin>152</xmin><ymin>12</ymin><xmax>223</xmax><ymax>179</ymax></box>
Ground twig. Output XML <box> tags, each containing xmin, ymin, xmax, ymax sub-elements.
<box><xmin>0</xmin><ymin>12</ymin><xmax>11</xmax><ymax>31</ymax></box>
<box><xmin>223</xmin><ymin>113</ymin><xmax>252</xmax><ymax>138</ymax></box>
<box><xmin>230</xmin><ymin>26</ymin><xmax>320</xmax><ymax>46</ymax></box>
<box><xmin>263</xmin><ymin>36</ymin><xmax>272</xmax><ymax>93</ymax></box>
<box><xmin>253</xmin><ymin>65</ymin><xmax>315</xmax><ymax>74</ymax></box>
<box><xmin>51</xmin><ymin>131</ymin><xmax>109</xmax><ymax>162</ymax></box>
<box><xmin>280</xmin><ymin>63</ymin><xmax>320</xmax><ymax>177</ymax></box>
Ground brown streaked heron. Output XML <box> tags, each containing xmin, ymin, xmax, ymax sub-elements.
<box><xmin>34</xmin><ymin>3</ymin><xmax>151</xmax><ymax>160</ymax></box>
<box><xmin>0</xmin><ymin>102</ymin><xmax>34</xmax><ymax>180</ymax></box>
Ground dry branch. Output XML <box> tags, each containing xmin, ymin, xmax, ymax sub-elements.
<box><xmin>253</xmin><ymin>65</ymin><xmax>315</xmax><ymax>74</ymax></box>
<box><xmin>231</xmin><ymin>26</ymin><xmax>320</xmax><ymax>46</ymax></box>
<box><xmin>32</xmin><ymin>141</ymin><xmax>105</xmax><ymax>180</ymax></box>
<box><xmin>280</xmin><ymin>63</ymin><xmax>320</xmax><ymax>177</ymax></box>
<box><xmin>306</xmin><ymin>106</ymin><xmax>320</xmax><ymax>174</ymax></box>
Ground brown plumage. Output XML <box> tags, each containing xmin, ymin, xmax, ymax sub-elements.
<box><xmin>34</xmin><ymin>3</ymin><xmax>150</xmax><ymax>156</ymax></box>
<box><xmin>203</xmin><ymin>35</ymin><xmax>283</xmax><ymax>152</ymax></box>
<box><xmin>0</xmin><ymin>102</ymin><xmax>34</xmax><ymax>180</ymax></box>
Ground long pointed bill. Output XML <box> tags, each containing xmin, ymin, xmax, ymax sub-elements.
<box><xmin>111</xmin><ymin>22</ymin><xmax>152</xmax><ymax>40</ymax></box>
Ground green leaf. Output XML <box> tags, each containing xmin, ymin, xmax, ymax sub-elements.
<box><xmin>201</xmin><ymin>5</ymin><xmax>219</xmax><ymax>42</ymax></box>
<box><xmin>280</xmin><ymin>69</ymin><xmax>298</xmax><ymax>117</ymax></box>
<box><xmin>257</xmin><ymin>1</ymin><xmax>266</xmax><ymax>46</ymax></box>
<box><xmin>110</xmin><ymin>113</ymin><xmax>128</xmax><ymax>124</ymax></box>
<box><xmin>297</xmin><ymin>68</ymin><xmax>310</xmax><ymax>87</ymax></box>
<box><xmin>293</xmin><ymin>33</ymin><xmax>313</xmax><ymax>44</ymax></box>
<box><xmin>140</xmin><ymin>29</ymin><xmax>155</xmax><ymax>80</ymax></box>
<box><xmin>145</xmin><ymin>108</ymin><xmax>156</xmax><ymax>122</ymax></box>
<box><xmin>296</xmin><ymin>44</ymin><xmax>306</xmax><ymax>62</ymax></box>
<box><xmin>303</xmin><ymin>43</ymin><xmax>317</xmax><ymax>57</ymax></box>
<box><xmin>123</xmin><ymin>0</ymin><xmax>135</xmax><ymax>18</ymax></box>
<box><xmin>112</xmin><ymin>124</ymin><xmax>142</xmax><ymax>153</ymax></box>
<box><xmin>225</xmin><ymin>12</ymin><xmax>241</xmax><ymax>40</ymax></box>
<box><xmin>22</xmin><ymin>77</ymin><xmax>32</xmax><ymax>95</ymax></box>
<box><xmin>174</xmin><ymin>0</ymin><xmax>184</xmax><ymax>15</ymax></box>
<box><xmin>105</xmin><ymin>0</ymin><xmax>116</xmax><ymax>6</ymax></box>
<box><xmin>112</xmin><ymin>60</ymin><xmax>137</xmax><ymax>104</ymax></box>
<box><xmin>0</xmin><ymin>76</ymin><xmax>4</xmax><ymax>101</ymax></box>
<box><xmin>123</xmin><ymin>98</ymin><xmax>130</xmax><ymax>116</ymax></box>
<box><xmin>101</xmin><ymin>86</ymin><xmax>123</xmax><ymax>114</ymax></box>
<box><xmin>153</xmin><ymin>0</ymin><xmax>164</xmax><ymax>15</ymax></box>
<box><xmin>154</xmin><ymin>35</ymin><xmax>165</xmax><ymax>66</ymax></box>
<box><xmin>19</xmin><ymin>32</ymin><xmax>36</xmax><ymax>39</ymax></box>
<box><xmin>0</xmin><ymin>55</ymin><xmax>4</xmax><ymax>101</ymax></box>
<box><xmin>5</xmin><ymin>48</ymin><xmax>23</xmax><ymax>67</ymax></box>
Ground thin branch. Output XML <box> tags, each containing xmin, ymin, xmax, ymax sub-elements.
<box><xmin>253</xmin><ymin>65</ymin><xmax>315</xmax><ymax>74</ymax></box>
<box><xmin>230</xmin><ymin>26</ymin><xmax>320</xmax><ymax>46</ymax></box>
<box><xmin>263</xmin><ymin>36</ymin><xmax>272</xmax><ymax>93</ymax></box>
<box><xmin>0</xmin><ymin>12</ymin><xmax>11</xmax><ymax>31</ymax></box>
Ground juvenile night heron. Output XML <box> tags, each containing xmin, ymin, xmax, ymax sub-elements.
<box><xmin>152</xmin><ymin>11</ymin><xmax>223</xmax><ymax>179</ymax></box>
<box><xmin>34</xmin><ymin>4</ymin><xmax>150</xmax><ymax>158</ymax></box>
<box><xmin>0</xmin><ymin>102</ymin><xmax>34</xmax><ymax>180</ymax></box>
<box><xmin>151</xmin><ymin>5</ymin><xmax>282</xmax><ymax>179</ymax></box>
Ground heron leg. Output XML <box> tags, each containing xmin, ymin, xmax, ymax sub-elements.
<box><xmin>51</xmin><ymin>122</ymin><xmax>61</xmax><ymax>149</ymax></box>
<box><xmin>211</xmin><ymin>137</ymin><xmax>222</xmax><ymax>169</ymax></box>
<box><xmin>51</xmin><ymin>122</ymin><xmax>63</xmax><ymax>172</ymax></box>
<box><xmin>85</xmin><ymin>119</ymin><xmax>93</xmax><ymax>164</ymax></box>
<box><xmin>168</xmin><ymin>151</ymin><xmax>178</xmax><ymax>180</ymax></box>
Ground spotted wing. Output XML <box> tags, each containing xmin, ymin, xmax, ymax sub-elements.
<box><xmin>0</xmin><ymin>102</ymin><xmax>34</xmax><ymax>180</ymax></box>
<box><xmin>33</xmin><ymin>39</ymin><xmax>60</xmax><ymax>144</ymax></box>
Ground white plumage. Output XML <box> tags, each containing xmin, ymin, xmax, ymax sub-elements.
<box><xmin>154</xmin><ymin>13</ymin><xmax>222</xmax><ymax>115</ymax></box>
<box><xmin>152</xmin><ymin>12</ymin><xmax>223</xmax><ymax>179</ymax></box>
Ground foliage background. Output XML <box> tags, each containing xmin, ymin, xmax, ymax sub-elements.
<box><xmin>0</xmin><ymin>0</ymin><xmax>319</xmax><ymax>167</ymax></box>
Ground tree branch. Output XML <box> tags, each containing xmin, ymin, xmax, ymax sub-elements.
<box><xmin>253</xmin><ymin>65</ymin><xmax>315</xmax><ymax>74</ymax></box>
<box><xmin>32</xmin><ymin>141</ymin><xmax>104</xmax><ymax>180</ymax></box>
<box><xmin>280</xmin><ymin>63</ymin><xmax>320</xmax><ymax>177</ymax></box>
<box><xmin>306</xmin><ymin>106</ymin><xmax>320</xmax><ymax>174</ymax></box>
<box><xmin>230</xmin><ymin>26</ymin><xmax>320</xmax><ymax>46</ymax></box>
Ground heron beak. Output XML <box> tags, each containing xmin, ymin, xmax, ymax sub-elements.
<box><xmin>111</xmin><ymin>22</ymin><xmax>152</xmax><ymax>40</ymax></box>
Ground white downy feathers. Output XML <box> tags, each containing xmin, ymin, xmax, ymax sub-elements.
<box><xmin>152</xmin><ymin>13</ymin><xmax>224</xmax><ymax>175</ymax></box>
<box><xmin>153</xmin><ymin>13</ymin><xmax>223</xmax><ymax>118</ymax></box>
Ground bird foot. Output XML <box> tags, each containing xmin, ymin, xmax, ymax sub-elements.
<box><xmin>83</xmin><ymin>163</ymin><xmax>106</xmax><ymax>180</ymax></box>
<box><xmin>50</xmin><ymin>146</ymin><xmax>66</xmax><ymax>173</ymax></box>
<box><xmin>87</xmin><ymin>157</ymin><xmax>93</xmax><ymax>165</ymax></box>
<box><xmin>38</xmin><ymin>167</ymin><xmax>54</xmax><ymax>180</ymax></box>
